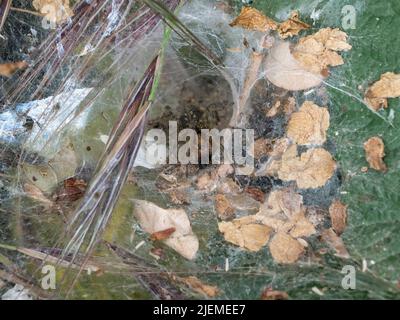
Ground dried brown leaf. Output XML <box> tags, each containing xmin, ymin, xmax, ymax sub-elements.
<box><xmin>244</xmin><ymin>186</ymin><xmax>265</xmax><ymax>202</ymax></box>
<box><xmin>268</xmin><ymin>146</ymin><xmax>336</xmax><ymax>189</ymax></box>
<box><xmin>230</xmin><ymin>7</ymin><xmax>278</xmax><ymax>32</ymax></box>
<box><xmin>293</xmin><ymin>28</ymin><xmax>351</xmax><ymax>75</ymax></box>
<box><xmin>364</xmin><ymin>137</ymin><xmax>387</xmax><ymax>172</ymax></box>
<box><xmin>329</xmin><ymin>200</ymin><xmax>347</xmax><ymax>235</ymax></box>
<box><xmin>278</xmin><ymin>11</ymin><xmax>310</xmax><ymax>39</ymax></box>
<box><xmin>365</xmin><ymin>72</ymin><xmax>400</xmax><ymax>110</ymax></box>
<box><xmin>218</xmin><ymin>216</ymin><xmax>272</xmax><ymax>252</ymax></box>
<box><xmin>269</xmin><ymin>232</ymin><xmax>305</xmax><ymax>264</ymax></box>
<box><xmin>287</xmin><ymin>101</ymin><xmax>330</xmax><ymax>146</ymax></box>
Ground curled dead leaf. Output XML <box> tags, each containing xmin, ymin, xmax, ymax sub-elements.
<box><xmin>269</xmin><ymin>232</ymin><xmax>305</xmax><ymax>264</ymax></box>
<box><xmin>230</xmin><ymin>7</ymin><xmax>278</xmax><ymax>32</ymax></box>
<box><xmin>278</xmin><ymin>11</ymin><xmax>310</xmax><ymax>39</ymax></box>
<box><xmin>287</xmin><ymin>101</ymin><xmax>330</xmax><ymax>146</ymax></box>
<box><xmin>364</xmin><ymin>72</ymin><xmax>400</xmax><ymax>110</ymax></box>
<box><xmin>364</xmin><ymin>136</ymin><xmax>387</xmax><ymax>172</ymax></box>
<box><xmin>329</xmin><ymin>200</ymin><xmax>347</xmax><ymax>235</ymax></box>
<box><xmin>218</xmin><ymin>216</ymin><xmax>272</xmax><ymax>252</ymax></box>
<box><xmin>54</xmin><ymin>177</ymin><xmax>86</xmax><ymax>202</ymax></box>
<box><xmin>268</xmin><ymin>145</ymin><xmax>336</xmax><ymax>189</ymax></box>
<box><xmin>292</xmin><ymin>28</ymin><xmax>351</xmax><ymax>76</ymax></box>
<box><xmin>133</xmin><ymin>200</ymin><xmax>199</xmax><ymax>260</ymax></box>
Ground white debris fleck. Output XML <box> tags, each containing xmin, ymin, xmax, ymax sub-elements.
<box><xmin>225</xmin><ymin>258</ymin><xmax>230</xmax><ymax>272</ymax></box>
<box><xmin>311</xmin><ymin>286</ymin><xmax>324</xmax><ymax>296</ymax></box>
<box><xmin>134</xmin><ymin>240</ymin><xmax>146</xmax><ymax>252</ymax></box>
<box><xmin>2</xmin><ymin>284</ymin><xmax>33</xmax><ymax>300</ymax></box>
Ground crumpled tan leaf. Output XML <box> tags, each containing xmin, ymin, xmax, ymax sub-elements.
<box><xmin>214</xmin><ymin>194</ymin><xmax>235</xmax><ymax>220</ymax></box>
<box><xmin>133</xmin><ymin>200</ymin><xmax>199</xmax><ymax>260</ymax></box>
<box><xmin>292</xmin><ymin>28</ymin><xmax>352</xmax><ymax>76</ymax></box>
<box><xmin>278</xmin><ymin>11</ymin><xmax>310</xmax><ymax>39</ymax></box>
<box><xmin>364</xmin><ymin>136</ymin><xmax>387</xmax><ymax>172</ymax></box>
<box><xmin>32</xmin><ymin>0</ymin><xmax>73</xmax><ymax>25</ymax></box>
<box><xmin>364</xmin><ymin>72</ymin><xmax>400</xmax><ymax>110</ymax></box>
<box><xmin>329</xmin><ymin>200</ymin><xmax>347</xmax><ymax>235</ymax></box>
<box><xmin>259</xmin><ymin>188</ymin><xmax>303</xmax><ymax>219</ymax></box>
<box><xmin>218</xmin><ymin>216</ymin><xmax>272</xmax><ymax>252</ymax></box>
<box><xmin>287</xmin><ymin>101</ymin><xmax>330</xmax><ymax>146</ymax></box>
<box><xmin>269</xmin><ymin>232</ymin><xmax>305</xmax><ymax>264</ymax></box>
<box><xmin>267</xmin><ymin>145</ymin><xmax>336</xmax><ymax>189</ymax></box>
<box><xmin>230</xmin><ymin>6</ymin><xmax>278</xmax><ymax>32</ymax></box>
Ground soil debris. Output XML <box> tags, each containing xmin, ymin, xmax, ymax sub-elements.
<box><xmin>364</xmin><ymin>72</ymin><xmax>400</xmax><ymax>110</ymax></box>
<box><xmin>287</xmin><ymin>101</ymin><xmax>330</xmax><ymax>146</ymax></box>
<box><xmin>363</xmin><ymin>136</ymin><xmax>387</xmax><ymax>172</ymax></box>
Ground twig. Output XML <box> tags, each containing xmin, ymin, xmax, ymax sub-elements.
<box><xmin>10</xmin><ymin>7</ymin><xmax>44</xmax><ymax>17</ymax></box>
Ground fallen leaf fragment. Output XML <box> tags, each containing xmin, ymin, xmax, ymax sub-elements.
<box><xmin>259</xmin><ymin>188</ymin><xmax>303</xmax><ymax>219</ymax></box>
<box><xmin>261</xmin><ymin>288</ymin><xmax>289</xmax><ymax>300</ymax></box>
<box><xmin>268</xmin><ymin>146</ymin><xmax>336</xmax><ymax>189</ymax></box>
<box><xmin>54</xmin><ymin>177</ymin><xmax>86</xmax><ymax>202</ymax></box>
<box><xmin>0</xmin><ymin>61</ymin><xmax>28</xmax><ymax>77</ymax></box>
<box><xmin>292</xmin><ymin>28</ymin><xmax>351</xmax><ymax>76</ymax></box>
<box><xmin>133</xmin><ymin>200</ymin><xmax>199</xmax><ymax>260</ymax></box>
<box><xmin>329</xmin><ymin>200</ymin><xmax>347</xmax><ymax>235</ymax></box>
<box><xmin>269</xmin><ymin>232</ymin><xmax>305</xmax><ymax>264</ymax></box>
<box><xmin>230</xmin><ymin>6</ymin><xmax>278</xmax><ymax>32</ymax></box>
<box><xmin>181</xmin><ymin>276</ymin><xmax>219</xmax><ymax>298</ymax></box>
<box><xmin>288</xmin><ymin>211</ymin><xmax>316</xmax><ymax>238</ymax></box>
<box><xmin>287</xmin><ymin>101</ymin><xmax>330</xmax><ymax>146</ymax></box>
<box><xmin>150</xmin><ymin>227</ymin><xmax>176</xmax><ymax>241</ymax></box>
<box><xmin>363</xmin><ymin>137</ymin><xmax>387</xmax><ymax>172</ymax></box>
<box><xmin>278</xmin><ymin>11</ymin><xmax>310</xmax><ymax>39</ymax></box>
<box><xmin>218</xmin><ymin>216</ymin><xmax>272</xmax><ymax>252</ymax></box>
<box><xmin>365</xmin><ymin>72</ymin><xmax>400</xmax><ymax>110</ymax></box>
<box><xmin>321</xmin><ymin>228</ymin><xmax>350</xmax><ymax>258</ymax></box>
<box><xmin>215</xmin><ymin>194</ymin><xmax>235</xmax><ymax>220</ymax></box>
<box><xmin>32</xmin><ymin>0</ymin><xmax>73</xmax><ymax>25</ymax></box>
